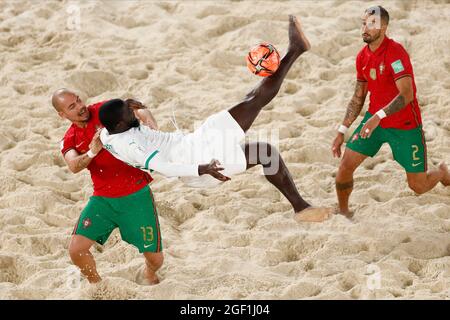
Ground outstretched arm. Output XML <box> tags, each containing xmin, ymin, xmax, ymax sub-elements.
<box><xmin>121</xmin><ymin>142</ymin><xmax>230</xmax><ymax>182</ymax></box>
<box><xmin>148</xmin><ymin>155</ymin><xmax>230</xmax><ymax>182</ymax></box>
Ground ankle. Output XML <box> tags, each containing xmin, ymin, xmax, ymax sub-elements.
<box><xmin>87</xmin><ymin>274</ymin><xmax>102</xmax><ymax>284</ymax></box>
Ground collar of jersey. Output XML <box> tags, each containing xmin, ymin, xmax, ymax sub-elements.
<box><xmin>367</xmin><ymin>35</ymin><xmax>390</xmax><ymax>57</ymax></box>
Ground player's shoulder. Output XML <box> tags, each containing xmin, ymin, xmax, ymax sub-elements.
<box><xmin>387</xmin><ymin>38</ymin><xmax>410</xmax><ymax>58</ymax></box>
<box><xmin>88</xmin><ymin>100</ymin><xmax>109</xmax><ymax>114</ymax></box>
<box><xmin>62</xmin><ymin>123</ymin><xmax>77</xmax><ymax>139</ymax></box>
<box><xmin>356</xmin><ymin>45</ymin><xmax>368</xmax><ymax>59</ymax></box>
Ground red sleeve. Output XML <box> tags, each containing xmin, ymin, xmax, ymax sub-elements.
<box><xmin>60</xmin><ymin>127</ymin><xmax>76</xmax><ymax>156</ymax></box>
<box><xmin>356</xmin><ymin>51</ymin><xmax>366</xmax><ymax>82</ymax></box>
<box><xmin>386</xmin><ymin>43</ymin><xmax>413</xmax><ymax>81</ymax></box>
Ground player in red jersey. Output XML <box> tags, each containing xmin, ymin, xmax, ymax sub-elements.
<box><xmin>331</xmin><ymin>6</ymin><xmax>450</xmax><ymax>217</ymax></box>
<box><xmin>53</xmin><ymin>88</ymin><xmax>163</xmax><ymax>285</ymax></box>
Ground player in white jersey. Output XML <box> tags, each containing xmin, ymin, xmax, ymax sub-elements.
<box><xmin>99</xmin><ymin>15</ymin><xmax>334</xmax><ymax>222</ymax></box>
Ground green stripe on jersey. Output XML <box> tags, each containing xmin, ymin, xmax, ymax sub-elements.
<box><xmin>144</xmin><ymin>150</ymin><xmax>159</xmax><ymax>170</ymax></box>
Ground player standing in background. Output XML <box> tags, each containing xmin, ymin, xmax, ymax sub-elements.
<box><xmin>331</xmin><ymin>6</ymin><xmax>450</xmax><ymax>217</ymax></box>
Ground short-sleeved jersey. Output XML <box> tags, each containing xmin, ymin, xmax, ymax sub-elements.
<box><xmin>61</xmin><ymin>101</ymin><xmax>153</xmax><ymax>197</ymax></box>
<box><xmin>356</xmin><ymin>36</ymin><xmax>422</xmax><ymax>130</ymax></box>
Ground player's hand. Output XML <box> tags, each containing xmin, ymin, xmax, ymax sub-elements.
<box><xmin>134</xmin><ymin>108</ymin><xmax>158</xmax><ymax>130</ymax></box>
<box><xmin>360</xmin><ymin>115</ymin><xmax>380</xmax><ymax>139</ymax></box>
<box><xmin>198</xmin><ymin>159</ymin><xmax>231</xmax><ymax>182</ymax></box>
<box><xmin>331</xmin><ymin>133</ymin><xmax>345</xmax><ymax>158</ymax></box>
<box><xmin>89</xmin><ymin>130</ymin><xmax>103</xmax><ymax>154</ymax></box>
<box><xmin>125</xmin><ymin>98</ymin><xmax>146</xmax><ymax>110</ymax></box>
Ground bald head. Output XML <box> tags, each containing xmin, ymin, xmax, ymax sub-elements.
<box><xmin>52</xmin><ymin>88</ymin><xmax>90</xmax><ymax>124</ymax></box>
<box><xmin>52</xmin><ymin>88</ymin><xmax>76</xmax><ymax>111</ymax></box>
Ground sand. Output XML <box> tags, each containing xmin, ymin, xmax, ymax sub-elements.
<box><xmin>0</xmin><ymin>0</ymin><xmax>449</xmax><ymax>300</ymax></box>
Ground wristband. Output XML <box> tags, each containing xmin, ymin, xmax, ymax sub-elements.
<box><xmin>375</xmin><ymin>109</ymin><xmax>387</xmax><ymax>119</ymax></box>
<box><xmin>87</xmin><ymin>150</ymin><xmax>97</xmax><ymax>158</ymax></box>
<box><xmin>337</xmin><ymin>125</ymin><xmax>348</xmax><ymax>134</ymax></box>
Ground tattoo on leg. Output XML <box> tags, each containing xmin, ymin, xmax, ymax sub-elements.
<box><xmin>336</xmin><ymin>180</ymin><xmax>354</xmax><ymax>190</ymax></box>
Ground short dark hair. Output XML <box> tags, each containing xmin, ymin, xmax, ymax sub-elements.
<box><xmin>99</xmin><ymin>99</ymin><xmax>125</xmax><ymax>132</ymax></box>
<box><xmin>366</xmin><ymin>6</ymin><xmax>389</xmax><ymax>25</ymax></box>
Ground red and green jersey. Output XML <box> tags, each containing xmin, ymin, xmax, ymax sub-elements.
<box><xmin>356</xmin><ymin>36</ymin><xmax>422</xmax><ymax>130</ymax></box>
<box><xmin>60</xmin><ymin>101</ymin><xmax>153</xmax><ymax>198</ymax></box>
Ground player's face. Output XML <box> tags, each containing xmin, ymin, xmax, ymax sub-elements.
<box><xmin>361</xmin><ymin>13</ymin><xmax>382</xmax><ymax>44</ymax></box>
<box><xmin>122</xmin><ymin>102</ymin><xmax>140</xmax><ymax>128</ymax></box>
<box><xmin>59</xmin><ymin>93</ymin><xmax>89</xmax><ymax>122</ymax></box>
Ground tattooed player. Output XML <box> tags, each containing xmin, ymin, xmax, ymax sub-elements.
<box><xmin>331</xmin><ymin>6</ymin><xmax>450</xmax><ymax>217</ymax></box>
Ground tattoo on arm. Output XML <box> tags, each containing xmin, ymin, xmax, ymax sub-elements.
<box><xmin>74</xmin><ymin>153</ymin><xmax>92</xmax><ymax>172</ymax></box>
<box><xmin>383</xmin><ymin>95</ymin><xmax>406</xmax><ymax>116</ymax></box>
<box><xmin>343</xmin><ymin>82</ymin><xmax>367</xmax><ymax>127</ymax></box>
<box><xmin>336</xmin><ymin>180</ymin><xmax>354</xmax><ymax>191</ymax></box>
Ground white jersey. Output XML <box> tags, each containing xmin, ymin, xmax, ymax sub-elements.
<box><xmin>100</xmin><ymin>126</ymin><xmax>199</xmax><ymax>177</ymax></box>
<box><xmin>100</xmin><ymin>110</ymin><xmax>247</xmax><ymax>187</ymax></box>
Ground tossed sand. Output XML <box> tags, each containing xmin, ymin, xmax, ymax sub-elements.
<box><xmin>0</xmin><ymin>0</ymin><xmax>449</xmax><ymax>299</ymax></box>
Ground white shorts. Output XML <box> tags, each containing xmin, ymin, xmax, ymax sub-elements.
<box><xmin>170</xmin><ymin>110</ymin><xmax>247</xmax><ymax>188</ymax></box>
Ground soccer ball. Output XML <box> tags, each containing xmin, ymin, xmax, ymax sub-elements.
<box><xmin>246</xmin><ymin>42</ymin><xmax>280</xmax><ymax>77</ymax></box>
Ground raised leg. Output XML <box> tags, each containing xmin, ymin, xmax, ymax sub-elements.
<box><xmin>229</xmin><ymin>15</ymin><xmax>311</xmax><ymax>133</ymax></box>
<box><xmin>406</xmin><ymin>162</ymin><xmax>450</xmax><ymax>194</ymax></box>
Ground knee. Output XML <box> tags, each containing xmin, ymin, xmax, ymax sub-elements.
<box><xmin>258</xmin><ymin>142</ymin><xmax>280</xmax><ymax>169</ymax></box>
<box><xmin>337</xmin><ymin>159</ymin><xmax>357</xmax><ymax>178</ymax></box>
<box><xmin>68</xmin><ymin>242</ymin><xmax>81</xmax><ymax>262</ymax></box>
<box><xmin>246</xmin><ymin>142</ymin><xmax>278</xmax><ymax>166</ymax></box>
<box><xmin>68</xmin><ymin>236</ymin><xmax>92</xmax><ymax>260</ymax></box>
<box><xmin>408</xmin><ymin>180</ymin><xmax>427</xmax><ymax>194</ymax></box>
<box><xmin>144</xmin><ymin>252</ymin><xmax>164</xmax><ymax>270</ymax></box>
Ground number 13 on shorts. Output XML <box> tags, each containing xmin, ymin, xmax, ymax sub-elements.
<box><xmin>140</xmin><ymin>226</ymin><xmax>154</xmax><ymax>242</ymax></box>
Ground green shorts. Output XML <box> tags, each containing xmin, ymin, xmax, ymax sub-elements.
<box><xmin>346</xmin><ymin>112</ymin><xmax>427</xmax><ymax>173</ymax></box>
<box><xmin>73</xmin><ymin>185</ymin><xmax>162</xmax><ymax>253</ymax></box>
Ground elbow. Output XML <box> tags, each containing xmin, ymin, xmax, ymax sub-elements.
<box><xmin>401</xmin><ymin>91</ymin><xmax>414</xmax><ymax>105</ymax></box>
<box><xmin>68</xmin><ymin>164</ymin><xmax>81</xmax><ymax>174</ymax></box>
<box><xmin>69</xmin><ymin>168</ymin><xmax>80</xmax><ymax>174</ymax></box>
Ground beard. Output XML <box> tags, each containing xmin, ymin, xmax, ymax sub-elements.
<box><xmin>363</xmin><ymin>31</ymin><xmax>381</xmax><ymax>44</ymax></box>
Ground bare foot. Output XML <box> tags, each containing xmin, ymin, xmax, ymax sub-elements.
<box><xmin>144</xmin><ymin>266</ymin><xmax>160</xmax><ymax>285</ymax></box>
<box><xmin>136</xmin><ymin>267</ymin><xmax>160</xmax><ymax>285</ymax></box>
<box><xmin>288</xmin><ymin>15</ymin><xmax>311</xmax><ymax>54</ymax></box>
<box><xmin>335</xmin><ymin>210</ymin><xmax>355</xmax><ymax>219</ymax></box>
<box><xmin>439</xmin><ymin>163</ymin><xmax>450</xmax><ymax>186</ymax></box>
<box><xmin>294</xmin><ymin>207</ymin><xmax>334</xmax><ymax>223</ymax></box>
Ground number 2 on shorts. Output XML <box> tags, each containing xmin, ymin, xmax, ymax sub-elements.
<box><xmin>412</xmin><ymin>145</ymin><xmax>420</xmax><ymax>161</ymax></box>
